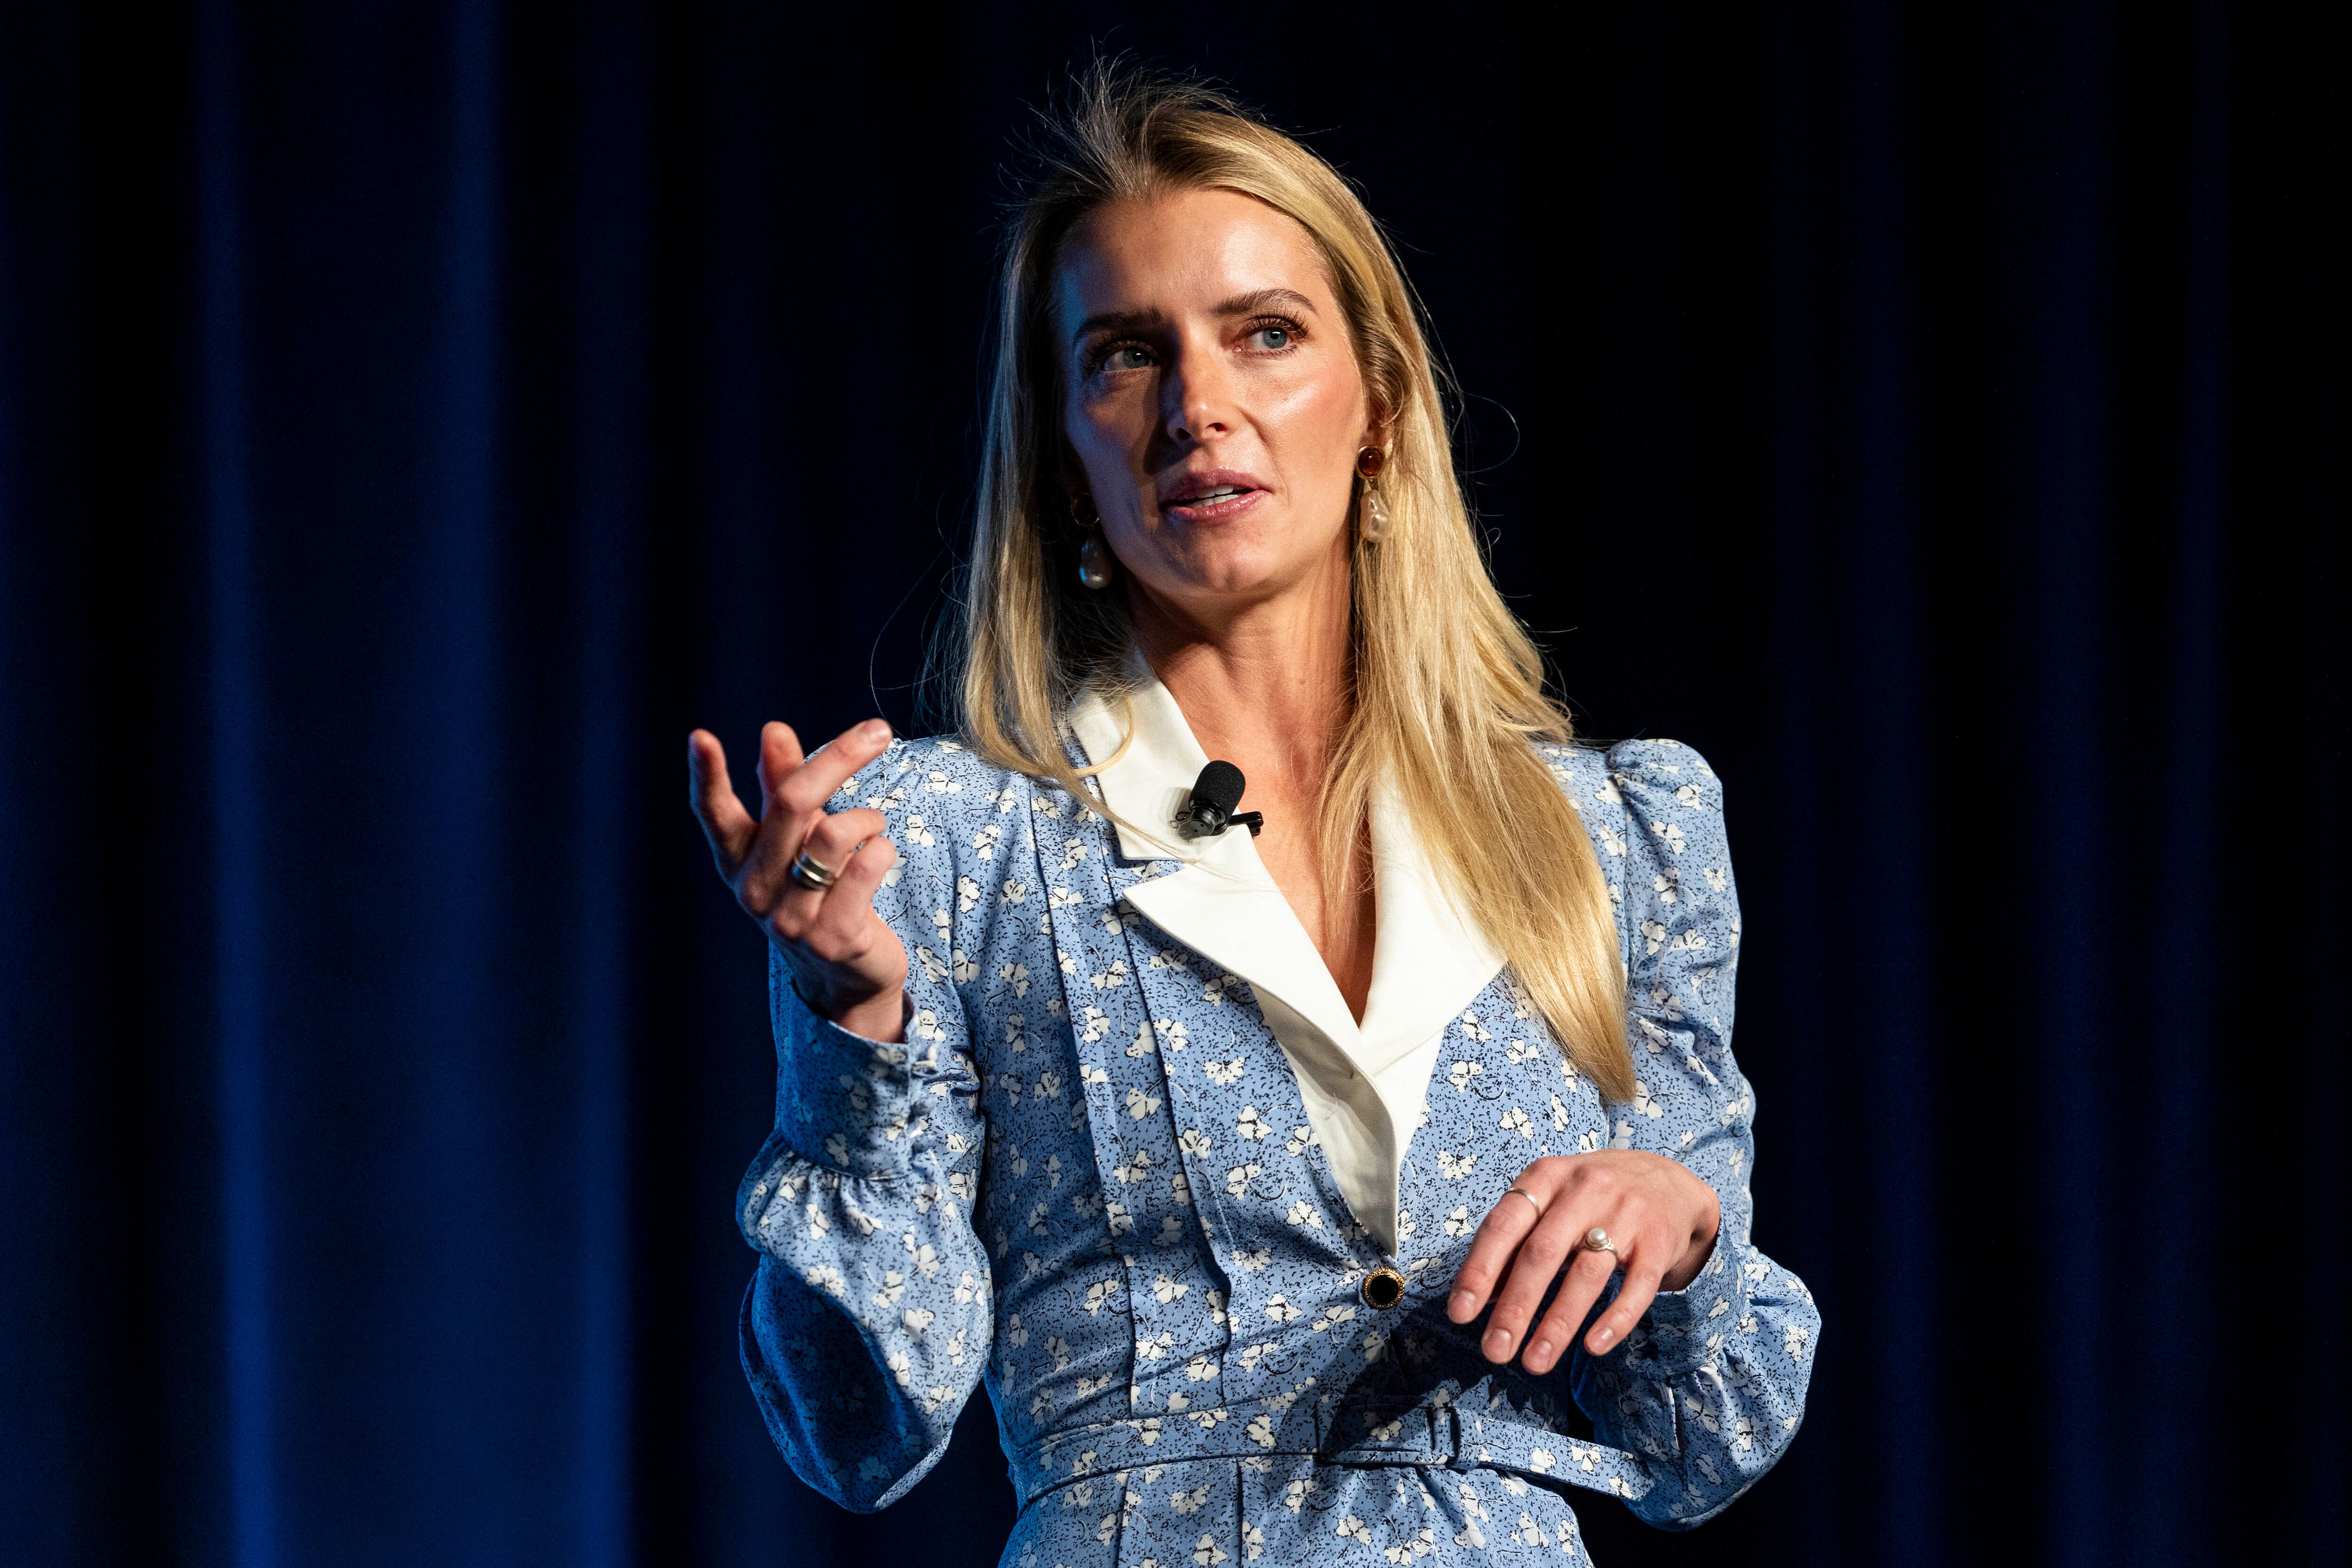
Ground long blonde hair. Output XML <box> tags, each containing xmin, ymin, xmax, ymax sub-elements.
<box><xmin>950</xmin><ymin>65</ymin><xmax>1634</xmax><ymax>1100</ymax></box>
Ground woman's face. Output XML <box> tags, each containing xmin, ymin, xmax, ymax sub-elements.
<box><xmin>1052</xmin><ymin>188</ymin><xmax>1377</xmax><ymax>623</ymax></box>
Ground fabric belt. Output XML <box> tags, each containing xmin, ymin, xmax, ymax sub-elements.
<box><xmin>1012</xmin><ymin>1396</ymin><xmax>1656</xmax><ymax>1512</ymax></box>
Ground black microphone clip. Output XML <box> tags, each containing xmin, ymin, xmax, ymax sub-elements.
<box><xmin>1174</xmin><ymin>760</ymin><xmax>1263</xmax><ymax>839</ymax></box>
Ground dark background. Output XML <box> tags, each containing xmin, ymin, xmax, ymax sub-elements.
<box><xmin>2</xmin><ymin>2</ymin><xmax>2343</xmax><ymax>1565</ymax></box>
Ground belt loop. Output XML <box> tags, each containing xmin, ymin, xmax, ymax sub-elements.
<box><xmin>1436</xmin><ymin>1400</ymin><xmax>1463</xmax><ymax>1468</ymax></box>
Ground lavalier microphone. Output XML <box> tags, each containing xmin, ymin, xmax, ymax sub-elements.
<box><xmin>1174</xmin><ymin>760</ymin><xmax>1263</xmax><ymax>839</ymax></box>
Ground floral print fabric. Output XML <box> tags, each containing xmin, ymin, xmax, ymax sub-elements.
<box><xmin>737</xmin><ymin>735</ymin><xmax>1818</xmax><ymax>1565</ymax></box>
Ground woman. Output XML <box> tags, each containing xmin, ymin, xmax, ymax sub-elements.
<box><xmin>687</xmin><ymin>70</ymin><xmax>1816</xmax><ymax>1565</ymax></box>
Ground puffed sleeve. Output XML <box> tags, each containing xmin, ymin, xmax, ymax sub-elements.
<box><xmin>1566</xmin><ymin>739</ymin><xmax>1819</xmax><ymax>1528</ymax></box>
<box><xmin>735</xmin><ymin>744</ymin><xmax>993</xmax><ymax>1512</ymax></box>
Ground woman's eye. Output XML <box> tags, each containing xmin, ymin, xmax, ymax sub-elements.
<box><xmin>1250</xmin><ymin>325</ymin><xmax>1292</xmax><ymax>351</ymax></box>
<box><xmin>1096</xmin><ymin>344</ymin><xmax>1152</xmax><ymax>373</ymax></box>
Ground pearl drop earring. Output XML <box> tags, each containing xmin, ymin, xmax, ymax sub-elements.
<box><xmin>1077</xmin><ymin>531</ymin><xmax>1115</xmax><ymax>590</ymax></box>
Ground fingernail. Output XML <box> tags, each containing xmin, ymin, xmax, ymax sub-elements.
<box><xmin>1529</xmin><ymin>1338</ymin><xmax>1553</xmax><ymax>1363</ymax></box>
<box><xmin>859</xmin><ymin>719</ymin><xmax>891</xmax><ymax>743</ymax></box>
<box><xmin>1482</xmin><ymin>1327</ymin><xmax>1513</xmax><ymax>1359</ymax></box>
<box><xmin>1448</xmin><ymin>1291</ymin><xmax>1474</xmax><ymax>1319</ymax></box>
<box><xmin>1591</xmin><ymin>1326</ymin><xmax>1614</xmax><ymax>1350</ymax></box>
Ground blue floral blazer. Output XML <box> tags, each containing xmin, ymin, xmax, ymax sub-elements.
<box><xmin>736</xmin><ymin>734</ymin><xmax>1818</xmax><ymax>1567</ymax></box>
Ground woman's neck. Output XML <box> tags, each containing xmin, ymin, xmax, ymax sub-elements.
<box><xmin>1125</xmin><ymin>540</ymin><xmax>1374</xmax><ymax>1020</ymax></box>
<box><xmin>1126</xmin><ymin>552</ymin><xmax>1352</xmax><ymax>799</ymax></box>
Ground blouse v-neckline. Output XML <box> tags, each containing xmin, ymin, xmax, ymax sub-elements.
<box><xmin>1067</xmin><ymin>673</ymin><xmax>1503</xmax><ymax>1256</ymax></box>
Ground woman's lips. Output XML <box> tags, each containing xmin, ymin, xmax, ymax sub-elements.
<box><xmin>1160</xmin><ymin>485</ymin><xmax>1267</xmax><ymax>524</ymax></box>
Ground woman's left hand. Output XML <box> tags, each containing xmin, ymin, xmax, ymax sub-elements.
<box><xmin>1445</xmin><ymin>1151</ymin><xmax>1722</xmax><ymax>1376</ymax></box>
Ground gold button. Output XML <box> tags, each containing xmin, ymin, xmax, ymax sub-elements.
<box><xmin>1359</xmin><ymin>1266</ymin><xmax>1405</xmax><ymax>1310</ymax></box>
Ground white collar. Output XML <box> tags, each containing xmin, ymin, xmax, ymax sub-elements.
<box><xmin>1067</xmin><ymin>663</ymin><xmax>1503</xmax><ymax>1249</ymax></box>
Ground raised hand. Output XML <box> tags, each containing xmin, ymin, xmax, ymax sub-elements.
<box><xmin>1445</xmin><ymin>1150</ymin><xmax>1723</xmax><ymax>1376</ymax></box>
<box><xmin>687</xmin><ymin>718</ymin><xmax>909</xmax><ymax>1043</ymax></box>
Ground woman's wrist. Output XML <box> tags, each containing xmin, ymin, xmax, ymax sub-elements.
<box><xmin>827</xmin><ymin>988</ymin><xmax>909</xmax><ymax>1045</ymax></box>
<box><xmin>780</xmin><ymin>946</ymin><xmax>911</xmax><ymax>1045</ymax></box>
<box><xmin>1660</xmin><ymin>1179</ymin><xmax>1723</xmax><ymax>1292</ymax></box>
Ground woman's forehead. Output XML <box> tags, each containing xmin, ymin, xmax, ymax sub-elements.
<box><xmin>1051</xmin><ymin>190</ymin><xmax>1333</xmax><ymax>334</ymax></box>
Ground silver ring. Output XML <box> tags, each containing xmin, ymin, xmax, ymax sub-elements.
<box><xmin>788</xmin><ymin>850</ymin><xmax>838</xmax><ymax>891</ymax></box>
<box><xmin>1501</xmin><ymin>1187</ymin><xmax>1544</xmax><ymax>1218</ymax></box>
<box><xmin>1580</xmin><ymin>1226</ymin><xmax>1620</xmax><ymax>1258</ymax></box>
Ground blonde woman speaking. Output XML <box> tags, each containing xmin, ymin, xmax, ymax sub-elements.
<box><xmin>688</xmin><ymin>67</ymin><xmax>1817</xmax><ymax>1567</ymax></box>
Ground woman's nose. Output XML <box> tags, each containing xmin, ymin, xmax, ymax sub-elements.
<box><xmin>1161</xmin><ymin>342</ymin><xmax>1236</xmax><ymax>443</ymax></box>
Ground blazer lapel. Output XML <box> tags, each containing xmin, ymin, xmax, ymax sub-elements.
<box><xmin>1351</xmin><ymin>781</ymin><xmax>1503</xmax><ymax>1127</ymax></box>
<box><xmin>1069</xmin><ymin>684</ymin><xmax>1358</xmax><ymax>1032</ymax></box>
<box><xmin>1066</xmin><ymin>678</ymin><xmax>1504</xmax><ymax>1258</ymax></box>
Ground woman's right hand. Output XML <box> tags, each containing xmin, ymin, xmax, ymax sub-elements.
<box><xmin>687</xmin><ymin>718</ymin><xmax>909</xmax><ymax>1043</ymax></box>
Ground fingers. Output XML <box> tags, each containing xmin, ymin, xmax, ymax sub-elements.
<box><xmin>768</xmin><ymin>808</ymin><xmax>888</xmax><ymax>939</ymax></box>
<box><xmin>773</xmin><ymin>832</ymin><xmax>908</xmax><ymax>1042</ymax></box>
<box><xmin>1450</xmin><ymin>1151</ymin><xmax>1722</xmax><ymax>1374</ymax></box>
<box><xmin>739</xmin><ymin>722</ymin><xmax>811</xmax><ymax>905</ymax></box>
<box><xmin>1477</xmin><ymin>1206</ymin><xmax>1586</xmax><ymax>1364</ymax></box>
<box><xmin>687</xmin><ymin>730</ymin><xmax>758</xmax><ymax>877</ymax></box>
<box><xmin>1523</xmin><ymin>1247</ymin><xmax>1630</xmax><ymax>1374</ymax></box>
<box><xmin>737</xmin><ymin>719</ymin><xmax>893</xmax><ymax>914</ymax></box>
<box><xmin>1577</xmin><ymin>1257</ymin><xmax>1666</xmax><ymax>1362</ymax></box>
<box><xmin>805</xmin><ymin>833</ymin><xmax>900</xmax><ymax>961</ymax></box>
<box><xmin>772</xmin><ymin>718</ymin><xmax>893</xmax><ymax>818</ymax></box>
<box><xmin>1443</xmin><ymin>1154</ymin><xmax>1643</xmax><ymax>1371</ymax></box>
<box><xmin>754</xmin><ymin>720</ymin><xmax>809</xmax><ymax>805</ymax></box>
<box><xmin>1447</xmin><ymin>1180</ymin><xmax>1549</xmax><ymax>1324</ymax></box>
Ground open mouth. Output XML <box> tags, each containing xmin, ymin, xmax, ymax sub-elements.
<box><xmin>1160</xmin><ymin>471</ymin><xmax>1269</xmax><ymax>520</ymax></box>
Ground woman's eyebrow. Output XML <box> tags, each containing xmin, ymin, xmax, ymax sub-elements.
<box><xmin>1071</xmin><ymin>307</ymin><xmax>1161</xmax><ymax>345</ymax></box>
<box><xmin>1213</xmin><ymin>287</ymin><xmax>1318</xmax><ymax>319</ymax></box>
<box><xmin>1069</xmin><ymin>288</ymin><xmax>1320</xmax><ymax>347</ymax></box>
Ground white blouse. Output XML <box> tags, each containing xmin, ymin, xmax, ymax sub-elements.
<box><xmin>1068</xmin><ymin>672</ymin><xmax>1504</xmax><ymax>1257</ymax></box>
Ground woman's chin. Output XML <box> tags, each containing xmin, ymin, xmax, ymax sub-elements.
<box><xmin>1131</xmin><ymin>531</ymin><xmax>1345</xmax><ymax>607</ymax></box>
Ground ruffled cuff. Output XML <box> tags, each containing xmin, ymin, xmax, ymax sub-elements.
<box><xmin>771</xmin><ymin>979</ymin><xmax>930</xmax><ymax>1181</ymax></box>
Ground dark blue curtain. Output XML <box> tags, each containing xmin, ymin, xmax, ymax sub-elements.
<box><xmin>1</xmin><ymin>3</ymin><xmax>2341</xmax><ymax>1564</ymax></box>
